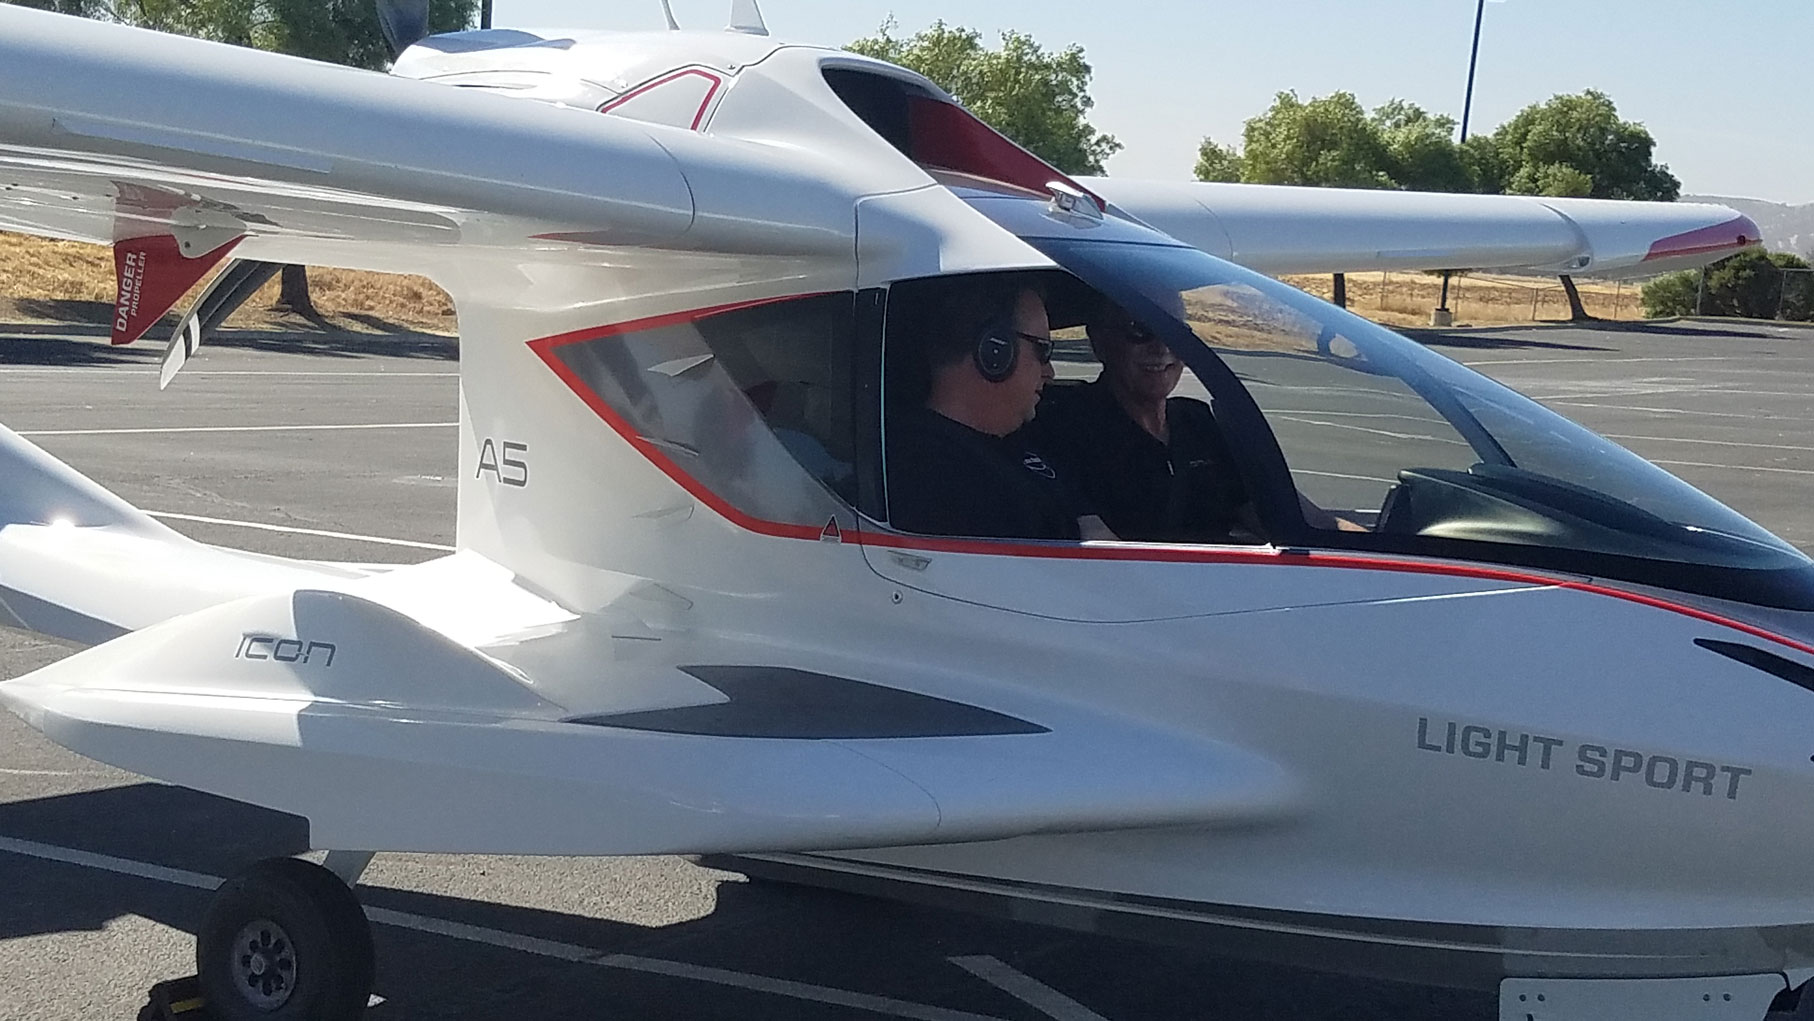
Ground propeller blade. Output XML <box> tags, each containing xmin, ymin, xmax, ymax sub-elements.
<box><xmin>376</xmin><ymin>0</ymin><xmax>432</xmax><ymax>57</ymax></box>
<box><xmin>159</xmin><ymin>260</ymin><xmax>281</xmax><ymax>390</ymax></box>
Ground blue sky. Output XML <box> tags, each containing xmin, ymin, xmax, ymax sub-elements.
<box><xmin>503</xmin><ymin>1</ymin><xmax>1814</xmax><ymax>204</ymax></box>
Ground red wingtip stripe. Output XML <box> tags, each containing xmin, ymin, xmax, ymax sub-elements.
<box><xmin>1642</xmin><ymin>215</ymin><xmax>1762</xmax><ymax>263</ymax></box>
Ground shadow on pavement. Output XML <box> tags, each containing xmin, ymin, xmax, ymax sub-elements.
<box><xmin>1401</xmin><ymin>328</ymin><xmax>1613</xmax><ymax>352</ymax></box>
<box><xmin>0</xmin><ymin>329</ymin><xmax>456</xmax><ymax>366</ymax></box>
<box><xmin>0</xmin><ymin>783</ymin><xmax>1492</xmax><ymax>1020</ymax></box>
<box><xmin>0</xmin><ymin>335</ymin><xmax>152</xmax><ymax>366</ymax></box>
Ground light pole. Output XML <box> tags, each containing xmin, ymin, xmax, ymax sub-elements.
<box><xmin>482</xmin><ymin>1</ymin><xmax>492</xmax><ymax>29</ymax></box>
<box><xmin>1437</xmin><ymin>0</ymin><xmax>1487</xmax><ymax>322</ymax></box>
<box><xmin>1459</xmin><ymin>0</ymin><xmax>1486</xmax><ymax>144</ymax></box>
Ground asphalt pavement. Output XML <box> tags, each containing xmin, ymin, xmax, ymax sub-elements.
<box><xmin>1</xmin><ymin>317</ymin><xmax>1809</xmax><ymax>1021</ymax></box>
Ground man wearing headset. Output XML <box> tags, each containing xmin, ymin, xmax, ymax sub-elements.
<box><xmin>887</xmin><ymin>280</ymin><xmax>1116</xmax><ymax>541</ymax></box>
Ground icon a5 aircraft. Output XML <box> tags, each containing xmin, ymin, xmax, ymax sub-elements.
<box><xmin>0</xmin><ymin>4</ymin><xmax>1807</xmax><ymax>1020</ymax></box>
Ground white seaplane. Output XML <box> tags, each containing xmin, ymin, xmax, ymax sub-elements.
<box><xmin>0</xmin><ymin>4</ymin><xmax>1806</xmax><ymax>1020</ymax></box>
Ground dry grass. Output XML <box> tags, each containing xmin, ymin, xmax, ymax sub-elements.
<box><xmin>0</xmin><ymin>230</ymin><xmax>1642</xmax><ymax>337</ymax></box>
<box><xmin>1282</xmin><ymin>271</ymin><xmax>1645</xmax><ymax>329</ymax></box>
<box><xmin>0</xmin><ymin>231</ymin><xmax>456</xmax><ymax>335</ymax></box>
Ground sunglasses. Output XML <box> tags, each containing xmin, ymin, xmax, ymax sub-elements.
<box><xmin>1015</xmin><ymin>331</ymin><xmax>1055</xmax><ymax>364</ymax></box>
<box><xmin>1120</xmin><ymin>319</ymin><xmax>1160</xmax><ymax>345</ymax></box>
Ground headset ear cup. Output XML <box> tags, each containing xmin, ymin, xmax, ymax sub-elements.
<box><xmin>974</xmin><ymin>318</ymin><xmax>1018</xmax><ymax>383</ymax></box>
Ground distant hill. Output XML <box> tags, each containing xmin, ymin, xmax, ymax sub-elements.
<box><xmin>1685</xmin><ymin>195</ymin><xmax>1814</xmax><ymax>261</ymax></box>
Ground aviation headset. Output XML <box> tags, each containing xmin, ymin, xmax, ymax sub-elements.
<box><xmin>972</xmin><ymin>313</ymin><xmax>1022</xmax><ymax>383</ymax></box>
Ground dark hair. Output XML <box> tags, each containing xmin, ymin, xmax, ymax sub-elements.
<box><xmin>918</xmin><ymin>275</ymin><xmax>1046</xmax><ymax>369</ymax></box>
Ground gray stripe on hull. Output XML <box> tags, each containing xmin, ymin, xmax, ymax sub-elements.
<box><xmin>0</xmin><ymin>584</ymin><xmax>125</xmax><ymax>646</ymax></box>
<box><xmin>571</xmin><ymin>665</ymin><xmax>1049</xmax><ymax>739</ymax></box>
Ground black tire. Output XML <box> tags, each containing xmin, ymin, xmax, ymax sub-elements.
<box><xmin>197</xmin><ymin>857</ymin><xmax>375</xmax><ymax>1021</ymax></box>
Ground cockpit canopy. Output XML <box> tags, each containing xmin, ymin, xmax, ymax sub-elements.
<box><xmin>541</xmin><ymin>188</ymin><xmax>1814</xmax><ymax>610</ymax></box>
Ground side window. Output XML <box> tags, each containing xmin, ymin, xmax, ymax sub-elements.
<box><xmin>598</xmin><ymin>68</ymin><xmax>723</xmax><ymax>130</ymax></box>
<box><xmin>544</xmin><ymin>293</ymin><xmax>857</xmax><ymax>530</ymax></box>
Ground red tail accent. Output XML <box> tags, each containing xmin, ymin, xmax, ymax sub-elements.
<box><xmin>906</xmin><ymin>97</ymin><xmax>1103</xmax><ymax>210</ymax></box>
<box><xmin>111</xmin><ymin>235</ymin><xmax>243</xmax><ymax>346</ymax></box>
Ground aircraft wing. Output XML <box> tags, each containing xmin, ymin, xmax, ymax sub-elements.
<box><xmin>1080</xmin><ymin>177</ymin><xmax>1763</xmax><ymax>279</ymax></box>
<box><xmin>0</xmin><ymin>6</ymin><xmax>861</xmax><ymax>345</ymax></box>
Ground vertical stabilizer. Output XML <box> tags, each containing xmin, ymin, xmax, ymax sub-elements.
<box><xmin>727</xmin><ymin>0</ymin><xmax>768</xmax><ymax>35</ymax></box>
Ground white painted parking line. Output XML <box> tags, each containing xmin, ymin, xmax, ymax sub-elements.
<box><xmin>0</xmin><ymin>368</ymin><xmax>455</xmax><ymax>377</ymax></box>
<box><xmin>1462</xmin><ymin>355</ymin><xmax>1741</xmax><ymax>367</ymax></box>
<box><xmin>1549</xmin><ymin>403</ymin><xmax>1761</xmax><ymax>419</ymax></box>
<box><xmin>1602</xmin><ymin>434</ymin><xmax>1814</xmax><ymax>454</ymax></box>
<box><xmin>0</xmin><ymin>834</ymin><xmax>1011</xmax><ymax>1021</ymax></box>
<box><xmin>147</xmin><ymin>511</ymin><xmax>455</xmax><ymax>551</ymax></box>
<box><xmin>0</xmin><ymin>834</ymin><xmax>221</xmax><ymax>891</ymax></box>
<box><xmin>1651</xmin><ymin>460</ymin><xmax>1814</xmax><ymax>477</ymax></box>
<box><xmin>951</xmin><ymin>955</ymin><xmax>1111</xmax><ymax>1021</ymax></box>
<box><xmin>597</xmin><ymin>955</ymin><xmax>1009</xmax><ymax>1021</ymax></box>
<box><xmin>1535</xmin><ymin>387</ymin><xmax>1814</xmax><ymax>402</ymax></box>
<box><xmin>18</xmin><ymin>422</ymin><xmax>455</xmax><ymax>437</ymax></box>
<box><xmin>1272</xmin><ymin>414</ymin><xmax>1472</xmax><ymax>445</ymax></box>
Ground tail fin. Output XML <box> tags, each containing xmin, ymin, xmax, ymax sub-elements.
<box><xmin>0</xmin><ymin>424</ymin><xmax>356</xmax><ymax>645</ymax></box>
<box><xmin>0</xmin><ymin>421</ymin><xmax>179</xmax><ymax>537</ymax></box>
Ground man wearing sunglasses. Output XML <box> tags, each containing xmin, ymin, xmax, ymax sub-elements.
<box><xmin>1027</xmin><ymin>300</ymin><xmax>1254</xmax><ymax>544</ymax></box>
<box><xmin>887</xmin><ymin>281</ymin><xmax>1115</xmax><ymax>541</ymax></box>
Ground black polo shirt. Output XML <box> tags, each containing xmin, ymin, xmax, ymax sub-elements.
<box><xmin>887</xmin><ymin>407</ymin><xmax>1083</xmax><ymax>540</ymax></box>
<box><xmin>1029</xmin><ymin>380</ymin><xmax>1249</xmax><ymax>542</ymax></box>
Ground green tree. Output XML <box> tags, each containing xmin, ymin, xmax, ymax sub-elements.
<box><xmin>1458</xmin><ymin>133</ymin><xmax>1511</xmax><ymax>194</ymax></box>
<box><xmin>265</xmin><ymin>0</ymin><xmax>474</xmax><ymax>70</ymax></box>
<box><xmin>1638</xmin><ymin>269</ymin><xmax>1700</xmax><ymax>318</ymax></box>
<box><xmin>1236</xmin><ymin>91</ymin><xmax>1393</xmax><ymax>189</ymax></box>
<box><xmin>848</xmin><ymin>20</ymin><xmax>1121</xmax><ymax>175</ymax></box>
<box><xmin>1370</xmin><ymin>99</ymin><xmax>1470</xmax><ymax>192</ymax></box>
<box><xmin>6</xmin><ymin>0</ymin><xmax>475</xmax><ymax>57</ymax></box>
<box><xmin>1193</xmin><ymin>138</ymin><xmax>1243</xmax><ymax>183</ymax></box>
<box><xmin>1199</xmin><ymin>95</ymin><xmax>1475</xmax><ymax>190</ymax></box>
<box><xmin>1642</xmin><ymin>250</ymin><xmax>1813</xmax><ymax>320</ymax></box>
<box><xmin>1487</xmin><ymin>90</ymin><xmax>1680</xmax><ymax>201</ymax></box>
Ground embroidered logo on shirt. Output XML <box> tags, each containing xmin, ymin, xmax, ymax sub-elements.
<box><xmin>1021</xmin><ymin>453</ymin><xmax>1057</xmax><ymax>479</ymax></box>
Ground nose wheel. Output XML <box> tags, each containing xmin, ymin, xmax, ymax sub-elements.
<box><xmin>196</xmin><ymin>857</ymin><xmax>374</xmax><ymax>1021</ymax></box>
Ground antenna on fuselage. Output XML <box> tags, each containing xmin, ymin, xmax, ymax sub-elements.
<box><xmin>726</xmin><ymin>0</ymin><xmax>768</xmax><ymax>35</ymax></box>
<box><xmin>659</xmin><ymin>0</ymin><xmax>681</xmax><ymax>30</ymax></box>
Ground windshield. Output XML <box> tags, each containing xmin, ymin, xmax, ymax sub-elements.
<box><xmin>1027</xmin><ymin>237</ymin><xmax>1811</xmax><ymax>582</ymax></box>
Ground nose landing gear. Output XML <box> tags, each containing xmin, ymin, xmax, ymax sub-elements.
<box><xmin>194</xmin><ymin>857</ymin><xmax>375</xmax><ymax>1021</ymax></box>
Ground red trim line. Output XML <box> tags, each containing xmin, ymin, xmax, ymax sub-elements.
<box><xmin>528</xmin><ymin>299</ymin><xmax>1814</xmax><ymax>662</ymax></box>
<box><xmin>598</xmin><ymin>68</ymin><xmax>725</xmax><ymax>131</ymax></box>
<box><xmin>1642</xmin><ymin>215</ymin><xmax>1761</xmax><ymax>263</ymax></box>
<box><xmin>850</xmin><ymin>528</ymin><xmax>1814</xmax><ymax>657</ymax></box>
<box><xmin>527</xmin><ymin>294</ymin><xmax>830</xmax><ymax>542</ymax></box>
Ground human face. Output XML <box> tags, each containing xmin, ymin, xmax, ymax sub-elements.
<box><xmin>1007</xmin><ymin>290</ymin><xmax>1054</xmax><ymax>426</ymax></box>
<box><xmin>1095</xmin><ymin>314</ymin><xmax>1182</xmax><ymax>408</ymax></box>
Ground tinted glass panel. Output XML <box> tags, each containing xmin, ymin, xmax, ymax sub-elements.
<box><xmin>550</xmin><ymin>294</ymin><xmax>857</xmax><ymax>528</ymax></box>
<box><xmin>1029</xmin><ymin>237</ymin><xmax>1810</xmax><ymax>574</ymax></box>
